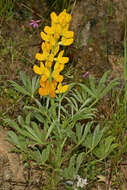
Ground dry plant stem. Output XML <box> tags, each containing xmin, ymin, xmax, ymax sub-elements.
<box><xmin>71</xmin><ymin>0</ymin><xmax>77</xmax><ymax>15</ymax></box>
<box><xmin>16</xmin><ymin>2</ymin><xmax>43</xmax><ymax>19</ymax></box>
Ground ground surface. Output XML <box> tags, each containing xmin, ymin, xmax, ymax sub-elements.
<box><xmin>1</xmin><ymin>0</ymin><xmax>127</xmax><ymax>189</ymax></box>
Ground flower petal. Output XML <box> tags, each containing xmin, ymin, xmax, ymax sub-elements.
<box><xmin>56</xmin><ymin>83</ymin><xmax>69</xmax><ymax>93</ymax></box>
<box><xmin>44</xmin><ymin>26</ymin><xmax>53</xmax><ymax>34</ymax></box>
<box><xmin>63</xmin><ymin>31</ymin><xmax>74</xmax><ymax>38</ymax></box>
<box><xmin>61</xmin><ymin>37</ymin><xmax>74</xmax><ymax>46</ymax></box>
<box><xmin>39</xmin><ymin>87</ymin><xmax>49</xmax><ymax>96</ymax></box>
<box><xmin>33</xmin><ymin>65</ymin><xmax>42</xmax><ymax>75</ymax></box>
<box><xmin>40</xmin><ymin>32</ymin><xmax>49</xmax><ymax>41</ymax></box>
<box><xmin>35</xmin><ymin>53</ymin><xmax>45</xmax><ymax>61</ymax></box>
<box><xmin>50</xmin><ymin>12</ymin><xmax>58</xmax><ymax>23</ymax></box>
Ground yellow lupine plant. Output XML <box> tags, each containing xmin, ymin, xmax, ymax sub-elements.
<box><xmin>33</xmin><ymin>9</ymin><xmax>74</xmax><ymax>98</ymax></box>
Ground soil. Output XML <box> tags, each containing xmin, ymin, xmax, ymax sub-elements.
<box><xmin>0</xmin><ymin>0</ymin><xmax>127</xmax><ymax>189</ymax></box>
<box><xmin>70</xmin><ymin>0</ymin><xmax>127</xmax><ymax>80</ymax></box>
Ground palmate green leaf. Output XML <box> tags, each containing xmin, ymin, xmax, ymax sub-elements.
<box><xmin>9</xmin><ymin>72</ymin><xmax>40</xmax><ymax>98</ymax></box>
<box><xmin>76</xmin><ymin>122</ymin><xmax>83</xmax><ymax>143</ymax></box>
<box><xmin>89</xmin><ymin>74</ymin><xmax>96</xmax><ymax>92</ymax></box>
<box><xmin>72</xmin><ymin>89</ymin><xmax>84</xmax><ymax>103</ymax></box>
<box><xmin>72</xmin><ymin>107</ymin><xmax>95</xmax><ymax>122</ymax></box>
<box><xmin>5</xmin><ymin>119</ymin><xmax>26</xmax><ymax>136</ymax></box>
<box><xmin>93</xmin><ymin>136</ymin><xmax>118</xmax><ymax>159</ymax></box>
<box><xmin>63</xmin><ymin>154</ymin><xmax>76</xmax><ymax>179</ymax></box>
<box><xmin>41</xmin><ymin>145</ymin><xmax>50</xmax><ymax>164</ymax></box>
<box><xmin>20</xmin><ymin>72</ymin><xmax>31</xmax><ymax>93</ymax></box>
<box><xmin>20</xmin><ymin>71</ymin><xmax>27</xmax><ymax>87</ymax></box>
<box><xmin>92</xmin><ymin>124</ymin><xmax>105</xmax><ymax>149</ymax></box>
<box><xmin>82</xmin><ymin>124</ymin><xmax>105</xmax><ymax>150</ymax></box>
<box><xmin>97</xmin><ymin>70</ymin><xmax>110</xmax><ymax>94</ymax></box>
<box><xmin>8</xmin><ymin>131</ymin><xmax>21</xmax><ymax>148</ymax></box>
<box><xmin>70</xmin><ymin>96</ymin><xmax>79</xmax><ymax>111</ymax></box>
<box><xmin>6</xmin><ymin>117</ymin><xmax>42</xmax><ymax>144</ymax></box>
<box><xmin>31</xmin><ymin>122</ymin><xmax>42</xmax><ymax>140</ymax></box>
<box><xmin>100</xmin><ymin>78</ymin><xmax>119</xmax><ymax>98</ymax></box>
<box><xmin>26</xmin><ymin>76</ymin><xmax>32</xmax><ymax>93</ymax></box>
<box><xmin>24</xmin><ymin>124</ymin><xmax>43</xmax><ymax>144</ymax></box>
<box><xmin>79</xmin><ymin>83</ymin><xmax>96</xmax><ymax>98</ymax></box>
<box><xmin>8</xmin><ymin>80</ymin><xmax>30</xmax><ymax>96</ymax></box>
<box><xmin>77</xmin><ymin>122</ymin><xmax>92</xmax><ymax>146</ymax></box>
<box><xmin>18</xmin><ymin>115</ymin><xmax>25</xmax><ymax>127</ymax></box>
<box><xmin>25</xmin><ymin>113</ymin><xmax>31</xmax><ymax>125</ymax></box>
<box><xmin>83</xmin><ymin>134</ymin><xmax>92</xmax><ymax>149</ymax></box>
<box><xmin>76</xmin><ymin>152</ymin><xmax>84</xmax><ymax>175</ymax></box>
<box><xmin>45</xmin><ymin>122</ymin><xmax>55</xmax><ymax>140</ymax></box>
<box><xmin>65</xmin><ymin>128</ymin><xmax>76</xmax><ymax>143</ymax></box>
<box><xmin>80</xmin><ymin>97</ymin><xmax>93</xmax><ymax>110</ymax></box>
<box><xmin>34</xmin><ymin>112</ymin><xmax>45</xmax><ymax>124</ymax></box>
<box><xmin>79</xmin><ymin>71</ymin><xmax>119</xmax><ymax>101</ymax></box>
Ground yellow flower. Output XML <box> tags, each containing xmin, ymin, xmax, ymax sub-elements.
<box><xmin>41</xmin><ymin>32</ymin><xmax>56</xmax><ymax>46</ymax></box>
<box><xmin>50</xmin><ymin>12</ymin><xmax>58</xmax><ymax>24</ymax></box>
<box><xmin>61</xmin><ymin>37</ymin><xmax>74</xmax><ymax>46</ymax></box>
<box><xmin>62</xmin><ymin>31</ymin><xmax>74</xmax><ymax>38</ymax></box>
<box><xmin>58</xmin><ymin>9</ymin><xmax>71</xmax><ymax>25</ymax></box>
<box><xmin>41</xmin><ymin>42</ymin><xmax>52</xmax><ymax>53</ymax></box>
<box><xmin>45</xmin><ymin>61</ymin><xmax>53</xmax><ymax>68</ymax></box>
<box><xmin>52</xmin><ymin>70</ymin><xmax>63</xmax><ymax>82</ymax></box>
<box><xmin>44</xmin><ymin>26</ymin><xmax>53</xmax><ymax>35</ymax></box>
<box><xmin>33</xmin><ymin>62</ymin><xmax>50</xmax><ymax>82</ymax></box>
<box><xmin>44</xmin><ymin>24</ymin><xmax>61</xmax><ymax>38</ymax></box>
<box><xmin>55</xmin><ymin>50</ymin><xmax>69</xmax><ymax>64</ymax></box>
<box><xmin>34</xmin><ymin>10</ymin><xmax>74</xmax><ymax>98</ymax></box>
<box><xmin>36</xmin><ymin>43</ymin><xmax>54</xmax><ymax>63</ymax></box>
<box><xmin>39</xmin><ymin>80</ymin><xmax>57</xmax><ymax>98</ymax></box>
<box><xmin>56</xmin><ymin>83</ymin><xmax>69</xmax><ymax>93</ymax></box>
<box><xmin>54</xmin><ymin>62</ymin><xmax>64</xmax><ymax>72</ymax></box>
<box><xmin>35</xmin><ymin>53</ymin><xmax>47</xmax><ymax>61</ymax></box>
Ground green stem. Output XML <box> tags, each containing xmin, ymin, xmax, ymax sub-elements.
<box><xmin>51</xmin><ymin>98</ymin><xmax>57</xmax><ymax>120</ymax></box>
<box><xmin>58</xmin><ymin>94</ymin><xmax>62</xmax><ymax>122</ymax></box>
<box><xmin>89</xmin><ymin>98</ymin><xmax>99</xmax><ymax>108</ymax></box>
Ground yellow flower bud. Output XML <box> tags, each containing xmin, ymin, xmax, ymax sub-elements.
<box><xmin>56</xmin><ymin>83</ymin><xmax>69</xmax><ymax>93</ymax></box>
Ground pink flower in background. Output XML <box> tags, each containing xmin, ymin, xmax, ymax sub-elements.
<box><xmin>82</xmin><ymin>72</ymin><xmax>89</xmax><ymax>78</ymax></box>
<box><xmin>29</xmin><ymin>20</ymin><xmax>41</xmax><ymax>28</ymax></box>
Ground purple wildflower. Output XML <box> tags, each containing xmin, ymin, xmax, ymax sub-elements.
<box><xmin>29</xmin><ymin>20</ymin><xmax>41</xmax><ymax>28</ymax></box>
<box><xmin>82</xmin><ymin>72</ymin><xmax>89</xmax><ymax>78</ymax></box>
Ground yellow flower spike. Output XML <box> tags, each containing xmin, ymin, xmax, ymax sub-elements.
<box><xmin>56</xmin><ymin>83</ymin><xmax>69</xmax><ymax>93</ymax></box>
<box><xmin>34</xmin><ymin>10</ymin><xmax>74</xmax><ymax>98</ymax></box>
<box><xmin>61</xmin><ymin>37</ymin><xmax>74</xmax><ymax>46</ymax></box>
